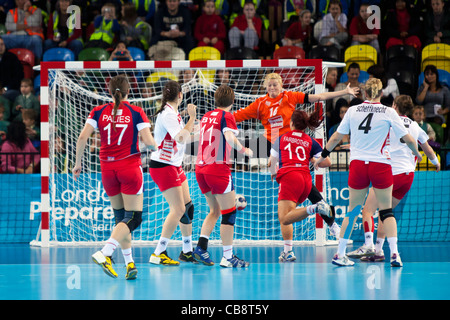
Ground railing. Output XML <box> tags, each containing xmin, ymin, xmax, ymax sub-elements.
<box><xmin>330</xmin><ymin>148</ymin><xmax>450</xmax><ymax>171</ymax></box>
<box><xmin>0</xmin><ymin>152</ymin><xmax>40</xmax><ymax>174</ymax></box>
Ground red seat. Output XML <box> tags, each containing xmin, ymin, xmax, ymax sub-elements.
<box><xmin>9</xmin><ymin>48</ymin><xmax>35</xmax><ymax>79</ymax></box>
<box><xmin>273</xmin><ymin>46</ymin><xmax>305</xmax><ymax>59</ymax></box>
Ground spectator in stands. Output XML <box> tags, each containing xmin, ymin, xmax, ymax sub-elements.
<box><xmin>0</xmin><ymin>120</ymin><xmax>40</xmax><ymax>173</ymax></box>
<box><xmin>416</xmin><ymin>64</ymin><xmax>450</xmax><ymax>128</ymax></box>
<box><xmin>22</xmin><ymin>108</ymin><xmax>39</xmax><ymax>148</ymax></box>
<box><xmin>0</xmin><ymin>36</ymin><xmax>23</xmax><ymax>103</ymax></box>
<box><xmin>229</xmin><ymin>0</ymin><xmax>269</xmax><ymax>30</ymax></box>
<box><xmin>281</xmin><ymin>9</ymin><xmax>313</xmax><ymax>53</ymax></box>
<box><xmin>412</xmin><ymin>105</ymin><xmax>437</xmax><ymax>142</ymax></box>
<box><xmin>384</xmin><ymin>0</ymin><xmax>422</xmax><ymax>52</ymax></box>
<box><xmin>151</xmin><ymin>0</ymin><xmax>194</xmax><ymax>59</ymax></box>
<box><xmin>327</xmin><ymin>99</ymin><xmax>350</xmax><ymax>149</ymax></box>
<box><xmin>194</xmin><ymin>0</ymin><xmax>227</xmax><ymax>54</ymax></box>
<box><xmin>108</xmin><ymin>41</ymin><xmax>133</xmax><ymax>61</ymax></box>
<box><xmin>318</xmin><ymin>0</ymin><xmax>349</xmax><ymax>18</ymax></box>
<box><xmin>0</xmin><ymin>104</ymin><xmax>10</xmax><ymax>135</ymax></box>
<box><xmin>332</xmin><ymin>62</ymin><xmax>363</xmax><ymax>106</ymax></box>
<box><xmin>131</xmin><ymin>0</ymin><xmax>156</xmax><ymax>24</ymax></box>
<box><xmin>349</xmin><ymin>2</ymin><xmax>380</xmax><ymax>52</ymax></box>
<box><xmin>215</xmin><ymin>69</ymin><xmax>238</xmax><ymax>91</ymax></box>
<box><xmin>120</xmin><ymin>2</ymin><xmax>152</xmax><ymax>52</ymax></box>
<box><xmin>367</xmin><ymin>64</ymin><xmax>399</xmax><ymax>106</ymax></box>
<box><xmin>85</xmin><ymin>2</ymin><xmax>120</xmax><ymax>50</ymax></box>
<box><xmin>12</xmin><ymin>78</ymin><xmax>39</xmax><ymax>122</ymax></box>
<box><xmin>44</xmin><ymin>0</ymin><xmax>84</xmax><ymax>59</ymax></box>
<box><xmin>228</xmin><ymin>0</ymin><xmax>262</xmax><ymax>50</ymax></box>
<box><xmin>286</xmin><ymin>0</ymin><xmax>314</xmax><ymax>22</ymax></box>
<box><xmin>2</xmin><ymin>0</ymin><xmax>44</xmax><ymax>62</ymax></box>
<box><xmin>424</xmin><ymin>0</ymin><xmax>450</xmax><ymax>46</ymax></box>
<box><xmin>318</xmin><ymin>0</ymin><xmax>348</xmax><ymax>50</ymax></box>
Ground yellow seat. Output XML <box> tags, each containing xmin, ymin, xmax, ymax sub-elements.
<box><xmin>416</xmin><ymin>151</ymin><xmax>441</xmax><ymax>171</ymax></box>
<box><xmin>421</xmin><ymin>43</ymin><xmax>450</xmax><ymax>72</ymax></box>
<box><xmin>146</xmin><ymin>71</ymin><xmax>178</xmax><ymax>84</ymax></box>
<box><xmin>188</xmin><ymin>46</ymin><xmax>221</xmax><ymax>83</ymax></box>
<box><xmin>344</xmin><ymin>45</ymin><xmax>377</xmax><ymax>71</ymax></box>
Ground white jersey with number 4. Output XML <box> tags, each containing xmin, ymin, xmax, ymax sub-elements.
<box><xmin>337</xmin><ymin>101</ymin><xmax>408</xmax><ymax>165</ymax></box>
<box><xmin>390</xmin><ymin>115</ymin><xmax>429</xmax><ymax>175</ymax></box>
<box><xmin>151</xmin><ymin>104</ymin><xmax>186</xmax><ymax>167</ymax></box>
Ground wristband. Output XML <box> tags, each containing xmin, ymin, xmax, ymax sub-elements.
<box><xmin>430</xmin><ymin>156</ymin><xmax>439</xmax><ymax>166</ymax></box>
<box><xmin>321</xmin><ymin>148</ymin><xmax>331</xmax><ymax>158</ymax></box>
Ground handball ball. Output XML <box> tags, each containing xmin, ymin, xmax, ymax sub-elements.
<box><xmin>235</xmin><ymin>194</ymin><xmax>247</xmax><ymax>211</ymax></box>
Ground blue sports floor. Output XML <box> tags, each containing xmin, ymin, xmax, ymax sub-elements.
<box><xmin>0</xmin><ymin>242</ymin><xmax>449</xmax><ymax>301</ymax></box>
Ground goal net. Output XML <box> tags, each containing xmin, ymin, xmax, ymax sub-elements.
<box><xmin>35</xmin><ymin>59</ymin><xmax>342</xmax><ymax>247</ymax></box>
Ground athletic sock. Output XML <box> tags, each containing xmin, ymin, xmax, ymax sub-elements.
<box><xmin>375</xmin><ymin>237</ymin><xmax>385</xmax><ymax>252</ymax></box>
<box><xmin>337</xmin><ymin>238</ymin><xmax>349</xmax><ymax>258</ymax></box>
<box><xmin>284</xmin><ymin>240</ymin><xmax>293</xmax><ymax>253</ymax></box>
<box><xmin>155</xmin><ymin>237</ymin><xmax>170</xmax><ymax>256</ymax></box>
<box><xmin>364</xmin><ymin>232</ymin><xmax>374</xmax><ymax>247</ymax></box>
<box><xmin>182</xmin><ymin>235</ymin><xmax>192</xmax><ymax>253</ymax></box>
<box><xmin>223</xmin><ymin>245</ymin><xmax>233</xmax><ymax>260</ymax></box>
<box><xmin>387</xmin><ymin>237</ymin><xmax>398</xmax><ymax>255</ymax></box>
<box><xmin>102</xmin><ymin>238</ymin><xmax>119</xmax><ymax>257</ymax></box>
<box><xmin>306</xmin><ymin>204</ymin><xmax>317</xmax><ymax>215</ymax></box>
<box><xmin>122</xmin><ymin>248</ymin><xmax>134</xmax><ymax>265</ymax></box>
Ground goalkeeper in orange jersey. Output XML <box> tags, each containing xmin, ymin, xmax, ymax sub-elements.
<box><xmin>233</xmin><ymin>72</ymin><xmax>359</xmax><ymax>261</ymax></box>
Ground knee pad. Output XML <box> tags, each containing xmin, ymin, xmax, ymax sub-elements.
<box><xmin>121</xmin><ymin>210</ymin><xmax>143</xmax><ymax>232</ymax></box>
<box><xmin>180</xmin><ymin>201</ymin><xmax>194</xmax><ymax>224</ymax></box>
<box><xmin>113</xmin><ymin>208</ymin><xmax>125</xmax><ymax>225</ymax></box>
<box><xmin>379</xmin><ymin>208</ymin><xmax>394</xmax><ymax>222</ymax></box>
<box><xmin>221</xmin><ymin>207</ymin><xmax>237</xmax><ymax>226</ymax></box>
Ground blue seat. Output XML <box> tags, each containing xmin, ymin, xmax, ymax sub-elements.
<box><xmin>127</xmin><ymin>47</ymin><xmax>146</xmax><ymax>61</ymax></box>
<box><xmin>43</xmin><ymin>47</ymin><xmax>75</xmax><ymax>61</ymax></box>
<box><xmin>418</xmin><ymin>69</ymin><xmax>450</xmax><ymax>88</ymax></box>
<box><xmin>34</xmin><ymin>75</ymin><xmax>40</xmax><ymax>93</ymax></box>
<box><xmin>339</xmin><ymin>70</ymin><xmax>370</xmax><ymax>83</ymax></box>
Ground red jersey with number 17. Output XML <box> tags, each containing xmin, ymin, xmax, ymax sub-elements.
<box><xmin>86</xmin><ymin>101</ymin><xmax>150</xmax><ymax>162</ymax></box>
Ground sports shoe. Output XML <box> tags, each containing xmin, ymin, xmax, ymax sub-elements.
<box><xmin>278</xmin><ymin>250</ymin><xmax>296</xmax><ymax>262</ymax></box>
<box><xmin>193</xmin><ymin>246</ymin><xmax>214</xmax><ymax>266</ymax></box>
<box><xmin>179</xmin><ymin>251</ymin><xmax>198</xmax><ymax>263</ymax></box>
<box><xmin>316</xmin><ymin>200</ymin><xmax>331</xmax><ymax>217</ymax></box>
<box><xmin>347</xmin><ymin>244</ymin><xmax>375</xmax><ymax>259</ymax></box>
<box><xmin>329</xmin><ymin>222</ymin><xmax>341</xmax><ymax>239</ymax></box>
<box><xmin>361</xmin><ymin>250</ymin><xmax>385</xmax><ymax>262</ymax></box>
<box><xmin>125</xmin><ymin>262</ymin><xmax>138</xmax><ymax>280</ymax></box>
<box><xmin>332</xmin><ymin>253</ymin><xmax>355</xmax><ymax>266</ymax></box>
<box><xmin>220</xmin><ymin>255</ymin><xmax>250</xmax><ymax>268</ymax></box>
<box><xmin>390</xmin><ymin>253</ymin><xmax>403</xmax><ymax>267</ymax></box>
<box><xmin>92</xmin><ymin>251</ymin><xmax>118</xmax><ymax>278</ymax></box>
<box><xmin>149</xmin><ymin>250</ymin><xmax>180</xmax><ymax>266</ymax></box>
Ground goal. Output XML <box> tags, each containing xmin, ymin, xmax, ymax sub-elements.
<box><xmin>34</xmin><ymin>59</ymin><xmax>343</xmax><ymax>247</ymax></box>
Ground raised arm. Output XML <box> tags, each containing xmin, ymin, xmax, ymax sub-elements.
<box><xmin>309</xmin><ymin>83</ymin><xmax>359</xmax><ymax>102</ymax></box>
<box><xmin>73</xmin><ymin>123</ymin><xmax>95</xmax><ymax>180</ymax></box>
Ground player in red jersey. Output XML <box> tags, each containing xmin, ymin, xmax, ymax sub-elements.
<box><xmin>73</xmin><ymin>75</ymin><xmax>156</xmax><ymax>280</ymax></box>
<box><xmin>269</xmin><ymin>109</ymin><xmax>332</xmax><ymax>259</ymax></box>
<box><xmin>193</xmin><ymin>85</ymin><xmax>253</xmax><ymax>267</ymax></box>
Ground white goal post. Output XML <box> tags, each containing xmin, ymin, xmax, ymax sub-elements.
<box><xmin>34</xmin><ymin>58</ymin><xmax>345</xmax><ymax>247</ymax></box>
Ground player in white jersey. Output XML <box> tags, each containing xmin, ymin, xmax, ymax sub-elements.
<box><xmin>314</xmin><ymin>79</ymin><xmax>422</xmax><ymax>267</ymax></box>
<box><xmin>348</xmin><ymin>95</ymin><xmax>440</xmax><ymax>265</ymax></box>
<box><xmin>149</xmin><ymin>80</ymin><xmax>198</xmax><ymax>265</ymax></box>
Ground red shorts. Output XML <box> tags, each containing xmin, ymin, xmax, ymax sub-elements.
<box><xmin>348</xmin><ymin>160</ymin><xmax>393</xmax><ymax>190</ymax></box>
<box><xmin>149</xmin><ymin>165</ymin><xmax>187</xmax><ymax>192</ymax></box>
<box><xmin>101</xmin><ymin>157</ymin><xmax>143</xmax><ymax>196</ymax></box>
<box><xmin>392</xmin><ymin>172</ymin><xmax>414</xmax><ymax>200</ymax></box>
<box><xmin>196</xmin><ymin>172</ymin><xmax>234</xmax><ymax>195</ymax></box>
<box><xmin>277</xmin><ymin>170</ymin><xmax>312</xmax><ymax>204</ymax></box>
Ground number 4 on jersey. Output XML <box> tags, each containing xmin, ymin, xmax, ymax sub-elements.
<box><xmin>358</xmin><ymin>113</ymin><xmax>373</xmax><ymax>134</ymax></box>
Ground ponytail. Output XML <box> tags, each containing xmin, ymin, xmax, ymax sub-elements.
<box><xmin>109</xmin><ymin>75</ymin><xmax>130</xmax><ymax>130</ymax></box>
<box><xmin>153</xmin><ymin>80</ymin><xmax>182</xmax><ymax>118</ymax></box>
<box><xmin>291</xmin><ymin>109</ymin><xmax>323</xmax><ymax>131</ymax></box>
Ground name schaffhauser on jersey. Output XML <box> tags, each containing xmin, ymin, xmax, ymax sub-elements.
<box><xmin>337</xmin><ymin>101</ymin><xmax>409</xmax><ymax>165</ymax></box>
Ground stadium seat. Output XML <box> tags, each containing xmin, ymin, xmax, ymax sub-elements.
<box><xmin>43</xmin><ymin>47</ymin><xmax>75</xmax><ymax>61</ymax></box>
<box><xmin>224</xmin><ymin>47</ymin><xmax>258</xmax><ymax>60</ymax></box>
<box><xmin>344</xmin><ymin>45</ymin><xmax>377</xmax><ymax>71</ymax></box>
<box><xmin>418</xmin><ymin>68</ymin><xmax>450</xmax><ymax>88</ymax></box>
<box><xmin>9</xmin><ymin>48</ymin><xmax>35</xmax><ymax>79</ymax></box>
<box><xmin>273</xmin><ymin>46</ymin><xmax>305</xmax><ymax>59</ymax></box>
<box><xmin>386</xmin><ymin>44</ymin><xmax>419</xmax><ymax>74</ymax></box>
<box><xmin>78</xmin><ymin>47</ymin><xmax>110</xmax><ymax>61</ymax></box>
<box><xmin>308</xmin><ymin>45</ymin><xmax>341</xmax><ymax>62</ymax></box>
<box><xmin>188</xmin><ymin>46</ymin><xmax>221</xmax><ymax>61</ymax></box>
<box><xmin>387</xmin><ymin>67</ymin><xmax>416</xmax><ymax>97</ymax></box>
<box><xmin>421</xmin><ymin>43</ymin><xmax>450</xmax><ymax>72</ymax></box>
<box><xmin>127</xmin><ymin>47</ymin><xmax>146</xmax><ymax>61</ymax></box>
<box><xmin>147</xmin><ymin>71</ymin><xmax>178</xmax><ymax>85</ymax></box>
<box><xmin>339</xmin><ymin>70</ymin><xmax>370</xmax><ymax>83</ymax></box>
<box><xmin>417</xmin><ymin>151</ymin><xmax>441</xmax><ymax>171</ymax></box>
<box><xmin>188</xmin><ymin>47</ymin><xmax>221</xmax><ymax>83</ymax></box>
<box><xmin>34</xmin><ymin>74</ymin><xmax>40</xmax><ymax>93</ymax></box>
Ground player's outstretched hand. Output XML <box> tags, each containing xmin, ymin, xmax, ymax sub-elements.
<box><xmin>346</xmin><ymin>83</ymin><xmax>360</xmax><ymax>97</ymax></box>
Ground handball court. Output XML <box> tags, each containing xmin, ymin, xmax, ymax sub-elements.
<box><xmin>0</xmin><ymin>242</ymin><xmax>449</xmax><ymax>301</ymax></box>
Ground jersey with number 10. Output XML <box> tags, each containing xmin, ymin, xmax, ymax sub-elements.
<box><xmin>86</xmin><ymin>102</ymin><xmax>150</xmax><ymax>162</ymax></box>
<box><xmin>337</xmin><ymin>101</ymin><xmax>408</xmax><ymax>165</ymax></box>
